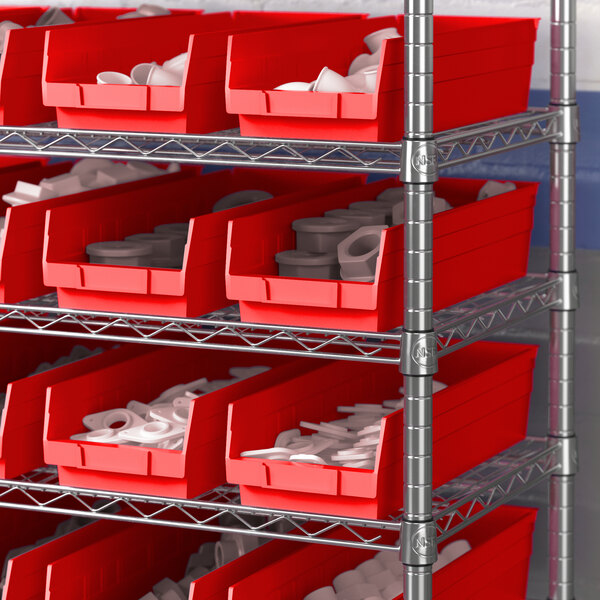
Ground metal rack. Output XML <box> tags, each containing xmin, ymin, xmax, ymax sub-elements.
<box><xmin>0</xmin><ymin>1</ymin><xmax>578</xmax><ymax>598</ymax></box>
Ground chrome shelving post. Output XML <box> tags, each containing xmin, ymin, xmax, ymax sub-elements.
<box><xmin>548</xmin><ymin>0</ymin><xmax>579</xmax><ymax>599</ymax></box>
<box><xmin>401</xmin><ymin>2</ymin><xmax>437</xmax><ymax>599</ymax></box>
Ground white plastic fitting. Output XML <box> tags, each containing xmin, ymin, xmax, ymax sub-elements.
<box><xmin>338</xmin><ymin>583</ymin><xmax>380</xmax><ymax>600</ymax></box>
<box><xmin>118</xmin><ymin>421</ymin><xmax>186</xmax><ymax>443</ymax></box>
<box><xmin>97</xmin><ymin>71</ymin><xmax>132</xmax><ymax>85</ymax></box>
<box><xmin>382</xmin><ymin>581</ymin><xmax>403</xmax><ymax>600</ymax></box>
<box><xmin>366</xmin><ymin>569</ymin><xmax>395</xmax><ymax>591</ymax></box>
<box><xmin>376</xmin><ymin>187</ymin><xmax>403</xmax><ymax>206</ymax></box>
<box><xmin>35</xmin><ymin>7</ymin><xmax>74</xmax><ymax>27</ymax></box>
<box><xmin>274</xmin><ymin>81</ymin><xmax>314</xmax><ymax>91</ymax></box>
<box><xmin>3</xmin><ymin>180</ymin><xmax>56</xmax><ymax>206</ymax></box>
<box><xmin>363</xmin><ymin>27</ymin><xmax>401</xmax><ymax>53</ymax></box>
<box><xmin>477</xmin><ymin>180</ymin><xmax>517</xmax><ymax>200</ymax></box>
<box><xmin>215</xmin><ymin>533</ymin><xmax>260</xmax><ymax>567</ymax></box>
<box><xmin>333</xmin><ymin>569</ymin><xmax>366</xmax><ymax>592</ymax></box>
<box><xmin>304</xmin><ymin>586</ymin><xmax>338</xmax><ymax>600</ymax></box>
<box><xmin>314</xmin><ymin>67</ymin><xmax>360</xmax><ymax>93</ymax></box>
<box><xmin>83</xmin><ymin>408</ymin><xmax>146</xmax><ymax>432</ymax></box>
<box><xmin>147</xmin><ymin>64</ymin><xmax>183</xmax><ymax>86</ymax></box>
<box><xmin>229</xmin><ymin>365</ymin><xmax>270</xmax><ymax>379</ymax></box>
<box><xmin>40</xmin><ymin>173</ymin><xmax>86</xmax><ymax>196</ymax></box>
<box><xmin>348</xmin><ymin>51</ymin><xmax>380</xmax><ymax>76</ymax></box>
<box><xmin>130</xmin><ymin>62</ymin><xmax>157</xmax><ymax>85</ymax></box>
<box><xmin>337</xmin><ymin>224</ymin><xmax>386</xmax><ymax>281</ymax></box>
<box><xmin>324</xmin><ymin>208</ymin><xmax>386</xmax><ymax>227</ymax></box>
<box><xmin>345</xmin><ymin>67</ymin><xmax>378</xmax><ymax>93</ymax></box>
<box><xmin>148</xmin><ymin>405</ymin><xmax>189</xmax><ymax>425</ymax></box>
<box><xmin>163</xmin><ymin>52</ymin><xmax>188</xmax><ymax>74</ymax></box>
<box><xmin>441</xmin><ymin>539</ymin><xmax>471</xmax><ymax>562</ymax></box>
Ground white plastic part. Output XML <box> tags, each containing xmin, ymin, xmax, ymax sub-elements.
<box><xmin>477</xmin><ymin>180</ymin><xmax>517</xmax><ymax>200</ymax></box>
<box><xmin>0</xmin><ymin>21</ymin><xmax>23</xmax><ymax>48</ymax></box>
<box><xmin>215</xmin><ymin>533</ymin><xmax>260</xmax><ymax>568</ymax></box>
<box><xmin>275</xmin><ymin>428</ymin><xmax>301</xmax><ymax>448</ymax></box>
<box><xmin>441</xmin><ymin>539</ymin><xmax>471</xmax><ymax>562</ymax></box>
<box><xmin>83</xmin><ymin>408</ymin><xmax>146</xmax><ymax>432</ymax></box>
<box><xmin>152</xmin><ymin>578</ymin><xmax>186</xmax><ymax>600</ymax></box>
<box><xmin>375</xmin><ymin>550</ymin><xmax>399</xmax><ymax>567</ymax></box>
<box><xmin>348</xmin><ymin>50</ymin><xmax>380</xmax><ymax>76</ymax></box>
<box><xmin>118</xmin><ymin>421</ymin><xmax>186</xmax><ymax>443</ymax></box>
<box><xmin>345</xmin><ymin>66</ymin><xmax>378</xmax><ymax>93</ymax></box>
<box><xmin>314</xmin><ymin>67</ymin><xmax>360</xmax><ymax>93</ymax></box>
<box><xmin>304</xmin><ymin>586</ymin><xmax>338</xmax><ymax>600</ymax></box>
<box><xmin>333</xmin><ymin>569</ymin><xmax>366</xmax><ymax>592</ymax></box>
<box><xmin>186</xmin><ymin>542</ymin><xmax>216</xmax><ymax>572</ymax></box>
<box><xmin>130</xmin><ymin>62</ymin><xmax>157</xmax><ymax>85</ymax></box>
<box><xmin>125</xmin><ymin>161</ymin><xmax>163</xmax><ymax>178</ymax></box>
<box><xmin>338</xmin><ymin>404</ymin><xmax>392</xmax><ymax>415</ymax></box>
<box><xmin>363</xmin><ymin>27</ymin><xmax>401</xmax><ymax>53</ymax></box>
<box><xmin>289</xmin><ymin>454</ymin><xmax>327</xmax><ymax>464</ymax></box>
<box><xmin>95</xmin><ymin>162</ymin><xmax>140</xmax><ymax>186</ymax></box>
<box><xmin>338</xmin><ymin>224</ymin><xmax>386</xmax><ymax>280</ymax></box>
<box><xmin>152</xmin><ymin>377</ymin><xmax>208</xmax><ymax>404</ymax></box>
<box><xmin>148</xmin><ymin>405</ymin><xmax>189</xmax><ymax>425</ymax></box>
<box><xmin>71</xmin><ymin>428</ymin><xmax>123</xmax><ymax>443</ymax></box>
<box><xmin>382</xmin><ymin>399</ymin><xmax>404</xmax><ymax>410</ymax></box>
<box><xmin>274</xmin><ymin>81</ymin><xmax>314</xmax><ymax>91</ymax></box>
<box><xmin>367</xmin><ymin>568</ymin><xmax>396</xmax><ymax>591</ymax></box>
<box><xmin>3</xmin><ymin>180</ymin><xmax>57</xmax><ymax>205</ymax></box>
<box><xmin>299</xmin><ymin>421</ymin><xmax>356</xmax><ymax>440</ymax></box>
<box><xmin>432</xmin><ymin>553</ymin><xmax>451</xmax><ymax>573</ymax></box>
<box><xmin>241</xmin><ymin>447</ymin><xmax>294</xmax><ymax>460</ymax></box>
<box><xmin>157</xmin><ymin>436</ymin><xmax>184</xmax><ymax>450</ymax></box>
<box><xmin>97</xmin><ymin>71</ymin><xmax>132</xmax><ymax>85</ymax></box>
<box><xmin>382</xmin><ymin>580</ymin><xmax>403</xmax><ymax>600</ymax></box>
<box><xmin>163</xmin><ymin>52</ymin><xmax>188</xmax><ymax>74</ymax></box>
<box><xmin>40</xmin><ymin>173</ymin><xmax>86</xmax><ymax>196</ymax></box>
<box><xmin>138</xmin><ymin>4</ymin><xmax>171</xmax><ymax>16</ymax></box>
<box><xmin>338</xmin><ymin>583</ymin><xmax>380</xmax><ymax>600</ymax></box>
<box><xmin>138</xmin><ymin>593</ymin><xmax>159</xmax><ymax>600</ymax></box>
<box><xmin>147</xmin><ymin>64</ymin><xmax>183</xmax><ymax>86</ymax></box>
<box><xmin>212</xmin><ymin>189</ymin><xmax>273</xmax><ymax>212</ymax></box>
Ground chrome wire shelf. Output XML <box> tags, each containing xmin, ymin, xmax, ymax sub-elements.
<box><xmin>0</xmin><ymin>274</ymin><xmax>559</xmax><ymax>364</ymax></box>
<box><xmin>0</xmin><ymin>438</ymin><xmax>557</xmax><ymax>551</ymax></box>
<box><xmin>0</xmin><ymin>108</ymin><xmax>560</xmax><ymax>173</ymax></box>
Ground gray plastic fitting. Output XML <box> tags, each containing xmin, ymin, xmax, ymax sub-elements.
<box><xmin>292</xmin><ymin>217</ymin><xmax>356</xmax><ymax>253</ymax></box>
<box><xmin>348</xmin><ymin>201</ymin><xmax>394</xmax><ymax>226</ymax></box>
<box><xmin>276</xmin><ymin>250</ymin><xmax>340</xmax><ymax>280</ymax></box>
<box><xmin>324</xmin><ymin>208</ymin><xmax>386</xmax><ymax>226</ymax></box>
<box><xmin>337</xmin><ymin>225</ymin><xmax>387</xmax><ymax>281</ymax></box>
<box><xmin>86</xmin><ymin>240</ymin><xmax>154</xmax><ymax>266</ymax></box>
<box><xmin>153</xmin><ymin>222</ymin><xmax>190</xmax><ymax>240</ymax></box>
<box><xmin>375</xmin><ymin>186</ymin><xmax>404</xmax><ymax>206</ymax></box>
<box><xmin>125</xmin><ymin>232</ymin><xmax>185</xmax><ymax>268</ymax></box>
<box><xmin>212</xmin><ymin>189</ymin><xmax>273</xmax><ymax>212</ymax></box>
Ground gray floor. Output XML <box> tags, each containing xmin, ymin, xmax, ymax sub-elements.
<box><xmin>487</xmin><ymin>247</ymin><xmax>599</xmax><ymax>599</ymax></box>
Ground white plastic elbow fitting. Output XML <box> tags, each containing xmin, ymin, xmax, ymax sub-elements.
<box><xmin>477</xmin><ymin>180</ymin><xmax>517</xmax><ymax>200</ymax></box>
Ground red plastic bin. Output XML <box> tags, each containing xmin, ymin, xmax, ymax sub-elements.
<box><xmin>0</xmin><ymin>6</ymin><xmax>203</xmax><ymax>126</ymax></box>
<box><xmin>226</xmin><ymin>177</ymin><xmax>538</xmax><ymax>332</ymax></box>
<box><xmin>0</xmin><ymin>334</ymin><xmax>147</xmax><ymax>480</ymax></box>
<box><xmin>0</xmin><ymin>507</ymin><xmax>67</xmax><ymax>600</ymax></box>
<box><xmin>227</xmin><ymin>341</ymin><xmax>537</xmax><ymax>519</ymax></box>
<box><xmin>227</xmin><ymin>15</ymin><xmax>539</xmax><ymax>142</ymax></box>
<box><xmin>43</xmin><ymin>168</ymin><xmax>361</xmax><ymax>317</ymax></box>
<box><xmin>227</xmin><ymin>506</ymin><xmax>537</xmax><ymax>600</ymax></box>
<box><xmin>0</xmin><ymin>160</ymin><xmax>183</xmax><ymax>304</ymax></box>
<box><xmin>42</xmin><ymin>11</ymin><xmax>362</xmax><ymax>134</ymax></box>
<box><xmin>44</xmin><ymin>347</ymin><xmax>319</xmax><ymax>497</ymax></box>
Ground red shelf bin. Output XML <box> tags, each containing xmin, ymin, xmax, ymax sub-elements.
<box><xmin>227</xmin><ymin>506</ymin><xmax>537</xmax><ymax>600</ymax></box>
<box><xmin>226</xmin><ymin>177</ymin><xmax>538</xmax><ymax>332</ymax></box>
<box><xmin>3</xmin><ymin>518</ymin><xmax>204</xmax><ymax>600</ymax></box>
<box><xmin>0</xmin><ymin>6</ymin><xmax>198</xmax><ymax>126</ymax></box>
<box><xmin>0</xmin><ymin>508</ymin><xmax>67</xmax><ymax>600</ymax></box>
<box><xmin>0</xmin><ymin>333</ymin><xmax>146</xmax><ymax>480</ymax></box>
<box><xmin>44</xmin><ymin>347</ymin><xmax>320</xmax><ymax>497</ymax></box>
<box><xmin>0</xmin><ymin>161</ymin><xmax>188</xmax><ymax>304</ymax></box>
<box><xmin>43</xmin><ymin>168</ymin><xmax>362</xmax><ymax>317</ymax></box>
<box><xmin>42</xmin><ymin>11</ymin><xmax>362</xmax><ymax>134</ymax></box>
<box><xmin>227</xmin><ymin>341</ymin><xmax>537</xmax><ymax>519</ymax></box>
<box><xmin>227</xmin><ymin>15</ymin><xmax>538</xmax><ymax>142</ymax></box>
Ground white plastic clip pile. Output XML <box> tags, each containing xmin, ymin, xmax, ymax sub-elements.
<box><xmin>241</xmin><ymin>380</ymin><xmax>447</xmax><ymax>469</ymax></box>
